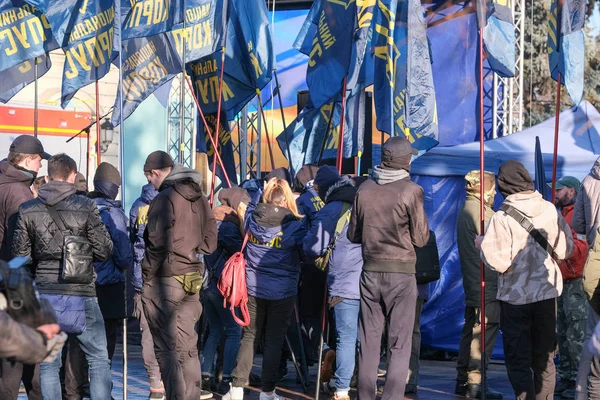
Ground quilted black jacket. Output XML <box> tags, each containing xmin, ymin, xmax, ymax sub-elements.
<box><xmin>12</xmin><ymin>181</ymin><xmax>113</xmax><ymax>297</ymax></box>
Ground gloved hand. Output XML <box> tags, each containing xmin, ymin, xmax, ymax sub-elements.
<box><xmin>42</xmin><ymin>331</ymin><xmax>68</xmax><ymax>363</ymax></box>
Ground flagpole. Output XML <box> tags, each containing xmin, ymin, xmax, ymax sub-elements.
<box><xmin>95</xmin><ymin>81</ymin><xmax>101</xmax><ymax>165</ymax></box>
<box><xmin>317</xmin><ymin>101</ymin><xmax>336</xmax><ymax>164</ymax></box>
<box><xmin>185</xmin><ymin>76</ymin><xmax>232</xmax><ymax>188</ymax></box>
<box><xmin>551</xmin><ymin>74</ymin><xmax>561</xmax><ymax>203</ymax></box>
<box><xmin>210</xmin><ymin>45</ymin><xmax>228</xmax><ymax>207</ymax></box>
<box><xmin>273</xmin><ymin>69</ymin><xmax>294</xmax><ymax>175</ymax></box>
<box><xmin>335</xmin><ymin>77</ymin><xmax>348</xmax><ymax>173</ymax></box>
<box><xmin>179</xmin><ymin>0</ymin><xmax>187</xmax><ymax>165</ymax></box>
<box><xmin>477</xmin><ymin>21</ymin><xmax>487</xmax><ymax>400</ymax></box>
<box><xmin>256</xmin><ymin>90</ymin><xmax>276</xmax><ymax>171</ymax></box>
<box><xmin>34</xmin><ymin>58</ymin><xmax>39</xmax><ymax>138</ymax></box>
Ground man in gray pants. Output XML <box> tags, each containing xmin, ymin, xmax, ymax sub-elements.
<box><xmin>348</xmin><ymin>136</ymin><xmax>430</xmax><ymax>399</ymax></box>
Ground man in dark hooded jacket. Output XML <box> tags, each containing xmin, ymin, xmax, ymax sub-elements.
<box><xmin>348</xmin><ymin>136</ymin><xmax>429</xmax><ymax>400</ymax></box>
<box><xmin>141</xmin><ymin>151</ymin><xmax>217</xmax><ymax>400</ymax></box>
<box><xmin>0</xmin><ymin>134</ymin><xmax>50</xmax><ymax>400</ymax></box>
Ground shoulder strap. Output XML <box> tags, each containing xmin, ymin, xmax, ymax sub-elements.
<box><xmin>45</xmin><ymin>205</ymin><xmax>71</xmax><ymax>234</ymax></box>
<box><xmin>500</xmin><ymin>204</ymin><xmax>558</xmax><ymax>259</ymax></box>
<box><xmin>330</xmin><ymin>202</ymin><xmax>352</xmax><ymax>249</ymax></box>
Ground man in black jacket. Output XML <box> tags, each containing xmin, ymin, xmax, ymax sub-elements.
<box><xmin>0</xmin><ymin>135</ymin><xmax>50</xmax><ymax>399</ymax></box>
<box><xmin>141</xmin><ymin>151</ymin><xmax>217</xmax><ymax>400</ymax></box>
<box><xmin>347</xmin><ymin>136</ymin><xmax>430</xmax><ymax>400</ymax></box>
<box><xmin>12</xmin><ymin>153</ymin><xmax>114</xmax><ymax>399</ymax></box>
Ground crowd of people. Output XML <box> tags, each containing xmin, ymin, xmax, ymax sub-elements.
<box><xmin>4</xmin><ymin>132</ymin><xmax>600</xmax><ymax>400</ymax></box>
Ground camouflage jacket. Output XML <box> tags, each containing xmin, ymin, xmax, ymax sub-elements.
<box><xmin>481</xmin><ymin>191</ymin><xmax>574</xmax><ymax>305</ymax></box>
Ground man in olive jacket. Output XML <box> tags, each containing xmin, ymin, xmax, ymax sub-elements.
<box><xmin>347</xmin><ymin>136</ymin><xmax>429</xmax><ymax>400</ymax></box>
<box><xmin>141</xmin><ymin>151</ymin><xmax>217</xmax><ymax>400</ymax></box>
<box><xmin>456</xmin><ymin>170</ymin><xmax>503</xmax><ymax>399</ymax></box>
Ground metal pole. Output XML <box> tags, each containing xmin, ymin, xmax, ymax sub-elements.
<box><xmin>273</xmin><ymin>70</ymin><xmax>294</xmax><ymax>175</ymax></box>
<box><xmin>118</xmin><ymin>35</ymin><xmax>127</xmax><ymax>400</ymax></box>
<box><xmin>179</xmin><ymin>2</ymin><xmax>187</xmax><ymax>165</ymax></box>
<box><xmin>335</xmin><ymin>78</ymin><xmax>348</xmax><ymax>173</ymax></box>
<box><xmin>314</xmin><ymin>279</ymin><xmax>328</xmax><ymax>400</ymax></box>
<box><xmin>317</xmin><ymin>101</ymin><xmax>336</xmax><ymax>165</ymax></box>
<box><xmin>34</xmin><ymin>58</ymin><xmax>38</xmax><ymax>138</ymax></box>
<box><xmin>95</xmin><ymin>81</ymin><xmax>101</xmax><ymax>166</ymax></box>
<box><xmin>210</xmin><ymin>46</ymin><xmax>228</xmax><ymax>207</ymax></box>
<box><xmin>551</xmin><ymin>75</ymin><xmax>561</xmax><ymax>203</ymax></box>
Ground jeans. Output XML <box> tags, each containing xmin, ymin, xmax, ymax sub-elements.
<box><xmin>201</xmin><ymin>290</ymin><xmax>242</xmax><ymax>378</ymax></box>
<box><xmin>40</xmin><ymin>297</ymin><xmax>112</xmax><ymax>400</ymax></box>
<box><xmin>331</xmin><ymin>299</ymin><xmax>360</xmax><ymax>391</ymax></box>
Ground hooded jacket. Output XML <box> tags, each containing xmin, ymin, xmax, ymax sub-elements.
<box><xmin>296</xmin><ymin>186</ymin><xmax>324</xmax><ymax>226</ymax></box>
<box><xmin>0</xmin><ymin>160</ymin><xmax>34</xmax><ymax>260</ymax></box>
<box><xmin>142</xmin><ymin>165</ymin><xmax>217</xmax><ymax>281</ymax></box>
<box><xmin>129</xmin><ymin>184</ymin><xmax>158</xmax><ymax>291</ymax></box>
<box><xmin>481</xmin><ymin>191</ymin><xmax>574</xmax><ymax>305</ymax></box>
<box><xmin>347</xmin><ymin>166</ymin><xmax>430</xmax><ymax>273</ymax></box>
<box><xmin>304</xmin><ymin>179</ymin><xmax>363</xmax><ymax>300</ymax></box>
<box><xmin>573</xmin><ymin>157</ymin><xmax>600</xmax><ymax>247</ymax></box>
<box><xmin>559</xmin><ymin>203</ymin><xmax>589</xmax><ymax>281</ymax></box>
<box><xmin>244</xmin><ymin>201</ymin><xmax>306</xmax><ymax>300</ymax></box>
<box><xmin>88</xmin><ymin>195</ymin><xmax>132</xmax><ymax>285</ymax></box>
<box><xmin>11</xmin><ymin>181</ymin><xmax>113</xmax><ymax>297</ymax></box>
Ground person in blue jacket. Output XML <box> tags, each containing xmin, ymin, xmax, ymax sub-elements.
<box><xmin>223</xmin><ymin>178</ymin><xmax>306</xmax><ymax>400</ymax></box>
<box><xmin>87</xmin><ymin>162</ymin><xmax>133</xmax><ymax>363</ymax></box>
<box><xmin>201</xmin><ymin>188</ymin><xmax>246</xmax><ymax>395</ymax></box>
<box><xmin>304</xmin><ymin>166</ymin><xmax>364</xmax><ymax>400</ymax></box>
<box><xmin>129</xmin><ymin>183</ymin><xmax>164</xmax><ymax>399</ymax></box>
<box><xmin>293</xmin><ymin>164</ymin><xmax>323</xmax><ymax>223</ymax></box>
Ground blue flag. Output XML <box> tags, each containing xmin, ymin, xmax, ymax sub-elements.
<box><xmin>276</xmin><ymin>91</ymin><xmax>365</xmax><ymax>174</ymax></box>
<box><xmin>0</xmin><ymin>55</ymin><xmax>51</xmax><ymax>102</ymax></box>
<box><xmin>25</xmin><ymin>0</ymin><xmax>120</xmax><ymax>108</ymax></box>
<box><xmin>111</xmin><ymin>33</ymin><xmax>181</xmax><ymax>126</ymax></box>
<box><xmin>121</xmin><ymin>0</ymin><xmax>183</xmax><ymax>40</ymax></box>
<box><xmin>477</xmin><ymin>0</ymin><xmax>516</xmax><ymax>78</ymax></box>
<box><xmin>186</xmin><ymin>0</ymin><xmax>272</xmax><ymax>120</ymax></box>
<box><xmin>372</xmin><ymin>0</ymin><xmax>437</xmax><ymax>151</ymax></box>
<box><xmin>0</xmin><ymin>0</ymin><xmax>58</xmax><ymax>72</ymax></box>
<box><xmin>196</xmin><ymin>112</ymin><xmax>238</xmax><ymax>186</ymax></box>
<box><xmin>548</xmin><ymin>0</ymin><xmax>586</xmax><ymax>105</ymax></box>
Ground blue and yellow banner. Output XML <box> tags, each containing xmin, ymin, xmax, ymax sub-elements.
<box><xmin>547</xmin><ymin>0</ymin><xmax>585</xmax><ymax>105</ymax></box>
<box><xmin>121</xmin><ymin>0</ymin><xmax>183</xmax><ymax>40</ymax></box>
<box><xmin>111</xmin><ymin>33</ymin><xmax>180</xmax><ymax>126</ymax></box>
<box><xmin>478</xmin><ymin>0</ymin><xmax>516</xmax><ymax>78</ymax></box>
<box><xmin>0</xmin><ymin>54</ymin><xmax>51</xmax><ymax>102</ymax></box>
<box><xmin>276</xmin><ymin>91</ymin><xmax>365</xmax><ymax>174</ymax></box>
<box><xmin>0</xmin><ymin>0</ymin><xmax>58</xmax><ymax>72</ymax></box>
<box><xmin>196</xmin><ymin>111</ymin><xmax>238</xmax><ymax>186</ymax></box>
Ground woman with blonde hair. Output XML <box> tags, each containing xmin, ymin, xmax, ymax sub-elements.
<box><xmin>223</xmin><ymin>178</ymin><xmax>306</xmax><ymax>400</ymax></box>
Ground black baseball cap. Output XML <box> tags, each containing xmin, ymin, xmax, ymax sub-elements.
<box><xmin>143</xmin><ymin>151</ymin><xmax>174</xmax><ymax>172</ymax></box>
<box><xmin>9</xmin><ymin>135</ymin><xmax>51</xmax><ymax>159</ymax></box>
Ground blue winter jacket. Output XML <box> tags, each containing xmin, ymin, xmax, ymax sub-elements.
<box><xmin>244</xmin><ymin>201</ymin><xmax>306</xmax><ymax>301</ymax></box>
<box><xmin>204</xmin><ymin>210</ymin><xmax>243</xmax><ymax>293</ymax></box>
<box><xmin>303</xmin><ymin>179</ymin><xmax>363</xmax><ymax>300</ymax></box>
<box><xmin>92</xmin><ymin>197</ymin><xmax>133</xmax><ymax>285</ymax></box>
<box><xmin>296</xmin><ymin>186</ymin><xmax>323</xmax><ymax>224</ymax></box>
<box><xmin>129</xmin><ymin>184</ymin><xmax>158</xmax><ymax>291</ymax></box>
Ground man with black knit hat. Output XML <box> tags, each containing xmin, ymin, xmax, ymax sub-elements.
<box><xmin>347</xmin><ymin>136</ymin><xmax>429</xmax><ymax>400</ymax></box>
<box><xmin>479</xmin><ymin>160</ymin><xmax>574</xmax><ymax>399</ymax></box>
<box><xmin>141</xmin><ymin>150</ymin><xmax>217</xmax><ymax>400</ymax></box>
<box><xmin>0</xmin><ymin>135</ymin><xmax>50</xmax><ymax>399</ymax></box>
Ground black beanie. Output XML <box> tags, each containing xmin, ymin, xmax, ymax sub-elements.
<box><xmin>218</xmin><ymin>187</ymin><xmax>250</xmax><ymax>211</ymax></box>
<box><xmin>144</xmin><ymin>151</ymin><xmax>174</xmax><ymax>172</ymax></box>
<box><xmin>94</xmin><ymin>162</ymin><xmax>121</xmax><ymax>186</ymax></box>
<box><xmin>314</xmin><ymin>165</ymin><xmax>341</xmax><ymax>201</ymax></box>
<box><xmin>265</xmin><ymin>167</ymin><xmax>292</xmax><ymax>186</ymax></box>
<box><xmin>293</xmin><ymin>164</ymin><xmax>320</xmax><ymax>192</ymax></box>
<box><xmin>497</xmin><ymin>160</ymin><xmax>534</xmax><ymax>197</ymax></box>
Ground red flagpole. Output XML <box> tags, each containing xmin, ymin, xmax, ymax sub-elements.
<box><xmin>210</xmin><ymin>48</ymin><xmax>228</xmax><ymax>207</ymax></box>
<box><xmin>336</xmin><ymin>77</ymin><xmax>348</xmax><ymax>174</ymax></box>
<box><xmin>551</xmin><ymin>74</ymin><xmax>562</xmax><ymax>203</ymax></box>
<box><xmin>95</xmin><ymin>81</ymin><xmax>101</xmax><ymax>166</ymax></box>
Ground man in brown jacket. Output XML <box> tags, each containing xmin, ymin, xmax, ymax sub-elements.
<box><xmin>348</xmin><ymin>136</ymin><xmax>429</xmax><ymax>400</ymax></box>
<box><xmin>141</xmin><ymin>151</ymin><xmax>217</xmax><ymax>400</ymax></box>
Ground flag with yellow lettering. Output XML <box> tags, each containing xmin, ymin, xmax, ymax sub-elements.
<box><xmin>276</xmin><ymin>90</ymin><xmax>365</xmax><ymax>174</ymax></box>
<box><xmin>196</xmin><ymin>111</ymin><xmax>238</xmax><ymax>185</ymax></box>
<box><xmin>111</xmin><ymin>33</ymin><xmax>180</xmax><ymax>126</ymax></box>
<box><xmin>372</xmin><ymin>0</ymin><xmax>437</xmax><ymax>152</ymax></box>
<box><xmin>0</xmin><ymin>0</ymin><xmax>58</xmax><ymax>72</ymax></box>
<box><xmin>186</xmin><ymin>0</ymin><xmax>272</xmax><ymax>120</ymax></box>
<box><xmin>25</xmin><ymin>0</ymin><xmax>121</xmax><ymax>108</ymax></box>
<box><xmin>121</xmin><ymin>0</ymin><xmax>183</xmax><ymax>40</ymax></box>
<box><xmin>0</xmin><ymin>54</ymin><xmax>51</xmax><ymax>102</ymax></box>
<box><xmin>477</xmin><ymin>0</ymin><xmax>516</xmax><ymax>78</ymax></box>
<box><xmin>547</xmin><ymin>0</ymin><xmax>585</xmax><ymax>105</ymax></box>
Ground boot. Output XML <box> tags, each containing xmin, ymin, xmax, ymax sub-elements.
<box><xmin>455</xmin><ymin>381</ymin><xmax>468</xmax><ymax>396</ymax></box>
<box><xmin>466</xmin><ymin>384</ymin><xmax>503</xmax><ymax>399</ymax></box>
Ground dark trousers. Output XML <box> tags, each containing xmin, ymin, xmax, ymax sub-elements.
<box><xmin>0</xmin><ymin>361</ymin><xmax>40</xmax><ymax>400</ymax></box>
<box><xmin>134</xmin><ymin>292</ymin><xmax>162</xmax><ymax>389</ymax></box>
<box><xmin>104</xmin><ymin>319</ymin><xmax>120</xmax><ymax>363</ymax></box>
<box><xmin>501</xmin><ymin>298</ymin><xmax>556</xmax><ymax>400</ymax></box>
<box><xmin>232</xmin><ymin>295</ymin><xmax>295</xmax><ymax>393</ymax></box>
<box><xmin>358</xmin><ymin>271</ymin><xmax>417</xmax><ymax>400</ymax></box>
<box><xmin>456</xmin><ymin>302</ymin><xmax>501</xmax><ymax>385</ymax></box>
<box><xmin>62</xmin><ymin>335</ymin><xmax>89</xmax><ymax>400</ymax></box>
<box><xmin>142</xmin><ymin>277</ymin><xmax>202</xmax><ymax>400</ymax></box>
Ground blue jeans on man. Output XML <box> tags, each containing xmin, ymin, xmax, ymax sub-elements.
<box><xmin>331</xmin><ymin>298</ymin><xmax>360</xmax><ymax>391</ymax></box>
<box><xmin>40</xmin><ymin>297</ymin><xmax>112</xmax><ymax>399</ymax></box>
<box><xmin>201</xmin><ymin>290</ymin><xmax>242</xmax><ymax>378</ymax></box>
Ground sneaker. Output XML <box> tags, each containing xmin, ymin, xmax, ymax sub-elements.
<box><xmin>218</xmin><ymin>377</ymin><xmax>233</xmax><ymax>395</ymax></box>
<box><xmin>200</xmin><ymin>389</ymin><xmax>214</xmax><ymax>399</ymax></box>
<box><xmin>455</xmin><ymin>381</ymin><xmax>468</xmax><ymax>396</ymax></box>
<box><xmin>333</xmin><ymin>390</ymin><xmax>350</xmax><ymax>400</ymax></box>
<box><xmin>202</xmin><ymin>375</ymin><xmax>217</xmax><ymax>392</ymax></box>
<box><xmin>222</xmin><ymin>385</ymin><xmax>244</xmax><ymax>400</ymax></box>
<box><xmin>148</xmin><ymin>382</ymin><xmax>165</xmax><ymax>400</ymax></box>
<box><xmin>321</xmin><ymin>382</ymin><xmax>335</xmax><ymax>395</ymax></box>
<box><xmin>259</xmin><ymin>390</ymin><xmax>285</xmax><ymax>400</ymax></box>
<box><xmin>377</xmin><ymin>368</ymin><xmax>387</xmax><ymax>377</ymax></box>
<box><xmin>405</xmin><ymin>384</ymin><xmax>418</xmax><ymax>394</ymax></box>
<box><xmin>321</xmin><ymin>349</ymin><xmax>336</xmax><ymax>383</ymax></box>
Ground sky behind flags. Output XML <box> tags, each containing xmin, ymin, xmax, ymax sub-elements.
<box><xmin>548</xmin><ymin>0</ymin><xmax>586</xmax><ymax>104</ymax></box>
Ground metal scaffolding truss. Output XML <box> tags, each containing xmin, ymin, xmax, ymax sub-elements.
<box><xmin>235</xmin><ymin>101</ymin><xmax>262</xmax><ymax>181</ymax></box>
<box><xmin>492</xmin><ymin>0</ymin><xmax>525</xmax><ymax>137</ymax></box>
<box><xmin>167</xmin><ymin>74</ymin><xmax>197</xmax><ymax>168</ymax></box>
